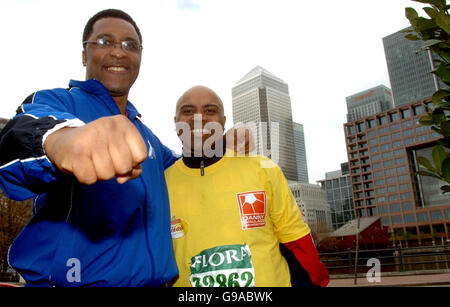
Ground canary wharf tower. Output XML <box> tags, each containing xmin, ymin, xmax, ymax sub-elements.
<box><xmin>232</xmin><ymin>66</ymin><xmax>298</xmax><ymax>181</ymax></box>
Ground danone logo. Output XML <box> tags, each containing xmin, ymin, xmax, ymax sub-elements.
<box><xmin>189</xmin><ymin>244</ymin><xmax>255</xmax><ymax>287</ymax></box>
<box><xmin>236</xmin><ymin>191</ymin><xmax>266</xmax><ymax>230</ymax></box>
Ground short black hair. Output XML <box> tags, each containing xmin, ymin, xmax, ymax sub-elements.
<box><xmin>82</xmin><ymin>9</ymin><xmax>142</xmax><ymax>48</ymax></box>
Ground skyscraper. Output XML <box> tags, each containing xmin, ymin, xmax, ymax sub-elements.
<box><xmin>232</xmin><ymin>66</ymin><xmax>298</xmax><ymax>181</ymax></box>
<box><xmin>383</xmin><ymin>27</ymin><xmax>443</xmax><ymax>107</ymax></box>
<box><xmin>293</xmin><ymin>122</ymin><xmax>309</xmax><ymax>183</ymax></box>
<box><xmin>346</xmin><ymin>85</ymin><xmax>394</xmax><ymax>122</ymax></box>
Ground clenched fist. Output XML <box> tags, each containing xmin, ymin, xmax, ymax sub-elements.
<box><xmin>44</xmin><ymin>115</ymin><xmax>148</xmax><ymax>185</ymax></box>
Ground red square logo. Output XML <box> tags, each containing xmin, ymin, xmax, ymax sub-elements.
<box><xmin>236</xmin><ymin>191</ymin><xmax>266</xmax><ymax>230</ymax></box>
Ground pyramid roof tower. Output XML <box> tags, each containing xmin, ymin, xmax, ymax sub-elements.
<box><xmin>236</xmin><ymin>66</ymin><xmax>286</xmax><ymax>85</ymax></box>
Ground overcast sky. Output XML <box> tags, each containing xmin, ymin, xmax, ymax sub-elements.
<box><xmin>1</xmin><ymin>0</ymin><xmax>427</xmax><ymax>183</ymax></box>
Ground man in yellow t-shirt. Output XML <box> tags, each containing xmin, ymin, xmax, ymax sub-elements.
<box><xmin>165</xmin><ymin>86</ymin><xmax>329</xmax><ymax>287</ymax></box>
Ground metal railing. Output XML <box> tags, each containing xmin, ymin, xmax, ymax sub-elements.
<box><xmin>319</xmin><ymin>243</ymin><xmax>450</xmax><ymax>277</ymax></box>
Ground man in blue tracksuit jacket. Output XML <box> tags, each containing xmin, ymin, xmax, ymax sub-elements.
<box><xmin>0</xmin><ymin>9</ymin><xmax>179</xmax><ymax>286</ymax></box>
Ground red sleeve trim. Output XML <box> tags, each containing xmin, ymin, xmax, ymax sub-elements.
<box><xmin>283</xmin><ymin>234</ymin><xmax>330</xmax><ymax>287</ymax></box>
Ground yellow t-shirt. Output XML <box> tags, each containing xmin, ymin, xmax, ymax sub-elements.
<box><xmin>165</xmin><ymin>152</ymin><xmax>310</xmax><ymax>287</ymax></box>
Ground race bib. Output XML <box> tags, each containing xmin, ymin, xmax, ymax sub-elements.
<box><xmin>189</xmin><ymin>244</ymin><xmax>256</xmax><ymax>287</ymax></box>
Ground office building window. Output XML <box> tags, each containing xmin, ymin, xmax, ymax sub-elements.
<box><xmin>380</xmin><ymin>135</ymin><xmax>390</xmax><ymax>143</ymax></box>
<box><xmin>389</xmin><ymin>113</ymin><xmax>399</xmax><ymax>122</ymax></box>
<box><xmin>379</xmin><ymin>205</ymin><xmax>388</xmax><ymax>214</ymax></box>
<box><xmin>401</xmin><ymin>192</ymin><xmax>412</xmax><ymax>200</ymax></box>
<box><xmin>399</xmin><ymin>183</ymin><xmax>410</xmax><ymax>191</ymax></box>
<box><xmin>357</xmin><ymin>122</ymin><xmax>365</xmax><ymax>132</ymax></box>
<box><xmin>417</xmin><ymin>212</ymin><xmax>428</xmax><ymax>222</ymax></box>
<box><xmin>396</xmin><ymin>157</ymin><xmax>406</xmax><ymax>165</ymax></box>
<box><xmin>373</xmin><ymin>162</ymin><xmax>382</xmax><ymax>170</ymax></box>
<box><xmin>367</xmin><ymin>119</ymin><xmax>376</xmax><ymax>129</ymax></box>
<box><xmin>367</xmin><ymin>207</ymin><xmax>377</xmax><ymax>216</ymax></box>
<box><xmin>402</xmin><ymin>120</ymin><xmax>413</xmax><ymax>128</ymax></box>
<box><xmin>392</xmin><ymin>215</ymin><xmax>402</xmax><ymax>225</ymax></box>
<box><xmin>367</xmin><ymin>130</ymin><xmax>377</xmax><ymax>137</ymax></box>
<box><xmin>377</xmin><ymin>196</ymin><xmax>386</xmax><ymax>204</ymax></box>
<box><xmin>404</xmin><ymin>214</ymin><xmax>415</xmax><ymax>223</ymax></box>
<box><xmin>375</xmin><ymin>179</ymin><xmax>385</xmax><ymax>186</ymax></box>
<box><xmin>379</xmin><ymin>127</ymin><xmax>388</xmax><ymax>134</ymax></box>
<box><xmin>403</xmin><ymin>129</ymin><xmax>413</xmax><ymax>137</ymax></box>
<box><xmin>381</xmin><ymin>143</ymin><xmax>391</xmax><ymax>151</ymax></box>
<box><xmin>431</xmin><ymin>211</ymin><xmax>442</xmax><ymax>221</ymax></box>
<box><xmin>389</xmin><ymin>194</ymin><xmax>399</xmax><ymax>201</ymax></box>
<box><xmin>413</xmin><ymin>105</ymin><xmax>424</xmax><ymax>115</ymax></box>
<box><xmin>388</xmin><ymin>185</ymin><xmax>397</xmax><ymax>193</ymax></box>
<box><xmin>385</xmin><ymin>168</ymin><xmax>395</xmax><ymax>176</ymax></box>
<box><xmin>383</xmin><ymin>151</ymin><xmax>392</xmax><ymax>159</ymax></box>
<box><xmin>347</xmin><ymin>125</ymin><xmax>355</xmax><ymax>135</ymax></box>
<box><xmin>402</xmin><ymin>202</ymin><xmax>414</xmax><ymax>211</ymax></box>
<box><xmin>370</xmin><ymin>146</ymin><xmax>379</xmax><ymax>154</ymax></box>
<box><xmin>392</xmin><ymin>132</ymin><xmax>401</xmax><ymax>139</ymax></box>
<box><xmin>374</xmin><ymin>171</ymin><xmax>383</xmax><ymax>178</ymax></box>
<box><xmin>378</xmin><ymin>116</ymin><xmax>387</xmax><ymax>126</ymax></box>
<box><xmin>390</xmin><ymin>124</ymin><xmax>400</xmax><ymax>131</ymax></box>
<box><xmin>384</xmin><ymin>160</ymin><xmax>394</xmax><ymax>167</ymax></box>
<box><xmin>390</xmin><ymin>203</ymin><xmax>401</xmax><ymax>213</ymax></box>
<box><xmin>397</xmin><ymin>166</ymin><xmax>408</xmax><ymax>173</ymax></box>
<box><xmin>368</xmin><ymin>138</ymin><xmax>378</xmax><ymax>145</ymax></box>
<box><xmin>401</xmin><ymin>109</ymin><xmax>411</xmax><ymax>119</ymax></box>
<box><xmin>386</xmin><ymin>177</ymin><xmax>397</xmax><ymax>184</ymax></box>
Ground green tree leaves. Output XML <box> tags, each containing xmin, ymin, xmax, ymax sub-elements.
<box><xmin>405</xmin><ymin>0</ymin><xmax>450</xmax><ymax>193</ymax></box>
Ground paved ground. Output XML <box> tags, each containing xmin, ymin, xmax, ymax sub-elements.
<box><xmin>329</xmin><ymin>271</ymin><xmax>450</xmax><ymax>287</ymax></box>
<box><xmin>2</xmin><ymin>271</ymin><xmax>450</xmax><ymax>287</ymax></box>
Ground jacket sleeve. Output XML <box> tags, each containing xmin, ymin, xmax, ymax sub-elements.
<box><xmin>0</xmin><ymin>91</ymin><xmax>84</xmax><ymax>201</ymax></box>
<box><xmin>147</xmin><ymin>129</ymin><xmax>180</xmax><ymax>170</ymax></box>
<box><xmin>283</xmin><ymin>233</ymin><xmax>330</xmax><ymax>287</ymax></box>
<box><xmin>160</xmin><ymin>143</ymin><xmax>180</xmax><ymax>170</ymax></box>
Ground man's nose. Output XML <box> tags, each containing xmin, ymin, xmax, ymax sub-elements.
<box><xmin>109</xmin><ymin>44</ymin><xmax>127</xmax><ymax>58</ymax></box>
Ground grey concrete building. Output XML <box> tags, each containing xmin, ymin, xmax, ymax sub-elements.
<box><xmin>289</xmin><ymin>182</ymin><xmax>332</xmax><ymax>233</ymax></box>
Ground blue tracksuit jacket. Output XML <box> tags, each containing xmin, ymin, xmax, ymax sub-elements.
<box><xmin>0</xmin><ymin>79</ymin><xmax>179</xmax><ymax>286</ymax></box>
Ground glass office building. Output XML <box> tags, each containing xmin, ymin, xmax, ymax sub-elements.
<box><xmin>383</xmin><ymin>27</ymin><xmax>444</xmax><ymax>107</ymax></box>
<box><xmin>293</xmin><ymin>122</ymin><xmax>309</xmax><ymax>183</ymax></box>
<box><xmin>232</xmin><ymin>66</ymin><xmax>298</xmax><ymax>181</ymax></box>
<box><xmin>318</xmin><ymin>163</ymin><xmax>355</xmax><ymax>230</ymax></box>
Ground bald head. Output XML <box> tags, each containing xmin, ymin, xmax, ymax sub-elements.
<box><xmin>176</xmin><ymin>86</ymin><xmax>224</xmax><ymax>116</ymax></box>
<box><xmin>174</xmin><ymin>86</ymin><xmax>227</xmax><ymax>157</ymax></box>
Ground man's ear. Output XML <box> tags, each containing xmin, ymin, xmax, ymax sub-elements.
<box><xmin>82</xmin><ymin>50</ymin><xmax>87</xmax><ymax>67</ymax></box>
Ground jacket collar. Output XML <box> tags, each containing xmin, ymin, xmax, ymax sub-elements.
<box><xmin>68</xmin><ymin>79</ymin><xmax>141</xmax><ymax>119</ymax></box>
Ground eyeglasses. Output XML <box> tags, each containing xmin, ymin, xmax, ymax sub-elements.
<box><xmin>83</xmin><ymin>37</ymin><xmax>143</xmax><ymax>53</ymax></box>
